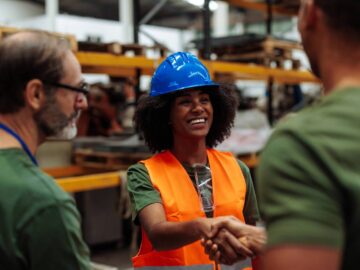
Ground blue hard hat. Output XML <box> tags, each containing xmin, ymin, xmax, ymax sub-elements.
<box><xmin>150</xmin><ymin>52</ymin><xmax>219</xmax><ymax>97</ymax></box>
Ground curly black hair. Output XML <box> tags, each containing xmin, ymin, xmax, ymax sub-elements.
<box><xmin>135</xmin><ymin>86</ymin><xmax>237</xmax><ymax>153</ymax></box>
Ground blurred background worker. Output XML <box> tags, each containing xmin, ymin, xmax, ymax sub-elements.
<box><xmin>0</xmin><ymin>31</ymin><xmax>90</xmax><ymax>269</ymax></box>
<box><xmin>127</xmin><ymin>52</ymin><xmax>265</xmax><ymax>270</ymax></box>
<box><xmin>257</xmin><ymin>0</ymin><xmax>360</xmax><ymax>269</ymax></box>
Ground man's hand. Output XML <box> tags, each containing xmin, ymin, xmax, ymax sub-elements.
<box><xmin>202</xmin><ymin>228</ymin><xmax>253</xmax><ymax>265</ymax></box>
<box><xmin>201</xmin><ymin>216</ymin><xmax>267</xmax><ymax>264</ymax></box>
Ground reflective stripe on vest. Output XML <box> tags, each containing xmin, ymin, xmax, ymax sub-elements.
<box><xmin>221</xmin><ymin>258</ymin><xmax>252</xmax><ymax>270</ymax></box>
<box><xmin>133</xmin><ymin>149</ymin><xmax>249</xmax><ymax>270</ymax></box>
<box><xmin>135</xmin><ymin>265</ymin><xmax>213</xmax><ymax>270</ymax></box>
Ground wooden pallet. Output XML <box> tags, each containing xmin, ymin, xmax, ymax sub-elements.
<box><xmin>213</xmin><ymin>37</ymin><xmax>302</xmax><ymax>69</ymax></box>
<box><xmin>0</xmin><ymin>26</ymin><xmax>78</xmax><ymax>51</ymax></box>
<box><xmin>273</xmin><ymin>0</ymin><xmax>300</xmax><ymax>13</ymax></box>
<box><xmin>220</xmin><ymin>51</ymin><xmax>301</xmax><ymax>69</ymax></box>
<box><xmin>78</xmin><ymin>41</ymin><xmax>168</xmax><ymax>57</ymax></box>
<box><xmin>73</xmin><ymin>149</ymin><xmax>151</xmax><ymax>170</ymax></box>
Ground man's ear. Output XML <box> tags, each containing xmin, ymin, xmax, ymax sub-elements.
<box><xmin>299</xmin><ymin>0</ymin><xmax>318</xmax><ymax>30</ymax></box>
<box><xmin>25</xmin><ymin>79</ymin><xmax>46</xmax><ymax>111</ymax></box>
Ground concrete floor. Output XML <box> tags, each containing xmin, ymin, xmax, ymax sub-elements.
<box><xmin>91</xmin><ymin>245</ymin><xmax>134</xmax><ymax>270</ymax></box>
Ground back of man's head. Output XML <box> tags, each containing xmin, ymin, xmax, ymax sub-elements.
<box><xmin>0</xmin><ymin>30</ymin><xmax>70</xmax><ymax>114</ymax></box>
<box><xmin>314</xmin><ymin>0</ymin><xmax>360</xmax><ymax>40</ymax></box>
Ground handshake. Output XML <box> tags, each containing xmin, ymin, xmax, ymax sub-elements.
<box><xmin>198</xmin><ymin>216</ymin><xmax>267</xmax><ymax>265</ymax></box>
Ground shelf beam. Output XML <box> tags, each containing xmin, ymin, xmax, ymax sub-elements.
<box><xmin>76</xmin><ymin>52</ymin><xmax>155</xmax><ymax>70</ymax></box>
<box><xmin>222</xmin><ymin>0</ymin><xmax>299</xmax><ymax>16</ymax></box>
<box><xmin>44</xmin><ymin>165</ymin><xmax>102</xmax><ymax>178</ymax></box>
<box><xmin>76</xmin><ymin>52</ymin><xmax>319</xmax><ymax>84</ymax></box>
<box><xmin>204</xmin><ymin>60</ymin><xmax>319</xmax><ymax>84</ymax></box>
<box><xmin>55</xmin><ymin>172</ymin><xmax>121</xmax><ymax>193</ymax></box>
<box><xmin>76</xmin><ymin>52</ymin><xmax>156</xmax><ymax>76</ymax></box>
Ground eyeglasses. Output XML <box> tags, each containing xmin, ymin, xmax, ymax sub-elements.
<box><xmin>44</xmin><ymin>81</ymin><xmax>90</xmax><ymax>95</ymax></box>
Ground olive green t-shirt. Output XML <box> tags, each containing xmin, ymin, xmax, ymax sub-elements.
<box><xmin>127</xmin><ymin>158</ymin><xmax>259</xmax><ymax>225</ymax></box>
<box><xmin>257</xmin><ymin>87</ymin><xmax>360</xmax><ymax>270</ymax></box>
<box><xmin>0</xmin><ymin>148</ymin><xmax>90</xmax><ymax>270</ymax></box>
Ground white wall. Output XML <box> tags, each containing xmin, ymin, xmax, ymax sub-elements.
<box><xmin>0</xmin><ymin>0</ymin><xmax>43</xmax><ymax>25</ymax></box>
<box><xmin>11</xmin><ymin>15</ymin><xmax>48</xmax><ymax>30</ymax></box>
<box><xmin>9</xmin><ymin>12</ymin><xmax>192</xmax><ymax>55</ymax></box>
<box><xmin>57</xmin><ymin>15</ymin><xmax>125</xmax><ymax>42</ymax></box>
<box><xmin>139</xmin><ymin>24</ymin><xmax>192</xmax><ymax>53</ymax></box>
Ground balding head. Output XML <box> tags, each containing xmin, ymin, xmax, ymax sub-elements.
<box><xmin>0</xmin><ymin>30</ymin><xmax>71</xmax><ymax>114</ymax></box>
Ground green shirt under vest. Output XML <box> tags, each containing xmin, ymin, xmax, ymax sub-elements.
<box><xmin>257</xmin><ymin>87</ymin><xmax>360</xmax><ymax>270</ymax></box>
<box><xmin>127</xmin><ymin>158</ymin><xmax>260</xmax><ymax>225</ymax></box>
<box><xmin>0</xmin><ymin>148</ymin><xmax>90</xmax><ymax>270</ymax></box>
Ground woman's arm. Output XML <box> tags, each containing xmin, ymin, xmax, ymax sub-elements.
<box><xmin>139</xmin><ymin>202</ymin><xmax>213</xmax><ymax>251</ymax></box>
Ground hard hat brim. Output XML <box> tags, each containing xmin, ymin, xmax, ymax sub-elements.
<box><xmin>150</xmin><ymin>83</ymin><xmax>220</xmax><ymax>97</ymax></box>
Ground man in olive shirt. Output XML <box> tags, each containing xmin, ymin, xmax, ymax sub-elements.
<box><xmin>257</xmin><ymin>1</ymin><xmax>360</xmax><ymax>269</ymax></box>
<box><xmin>0</xmin><ymin>31</ymin><xmax>90</xmax><ymax>269</ymax></box>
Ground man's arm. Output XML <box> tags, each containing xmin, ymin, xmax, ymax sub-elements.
<box><xmin>262</xmin><ymin>246</ymin><xmax>340</xmax><ymax>270</ymax></box>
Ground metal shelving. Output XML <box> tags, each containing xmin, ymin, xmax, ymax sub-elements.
<box><xmin>76</xmin><ymin>51</ymin><xmax>318</xmax><ymax>84</ymax></box>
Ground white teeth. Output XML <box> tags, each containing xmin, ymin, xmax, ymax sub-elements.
<box><xmin>190</xmin><ymin>118</ymin><xmax>205</xmax><ymax>124</ymax></box>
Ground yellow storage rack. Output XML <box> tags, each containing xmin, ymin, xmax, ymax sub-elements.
<box><xmin>44</xmin><ymin>166</ymin><xmax>121</xmax><ymax>193</ymax></box>
<box><xmin>76</xmin><ymin>51</ymin><xmax>319</xmax><ymax>84</ymax></box>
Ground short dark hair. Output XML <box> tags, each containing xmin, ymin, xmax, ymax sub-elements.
<box><xmin>0</xmin><ymin>30</ymin><xmax>70</xmax><ymax>113</ymax></box>
<box><xmin>135</xmin><ymin>86</ymin><xmax>237</xmax><ymax>153</ymax></box>
<box><xmin>314</xmin><ymin>0</ymin><xmax>360</xmax><ymax>38</ymax></box>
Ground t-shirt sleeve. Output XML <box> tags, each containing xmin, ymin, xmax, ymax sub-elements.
<box><xmin>256</xmin><ymin>131</ymin><xmax>345</xmax><ymax>249</ymax></box>
<box><xmin>127</xmin><ymin>163</ymin><xmax>163</xmax><ymax>224</ymax></box>
<box><xmin>20</xmin><ymin>201</ymin><xmax>91</xmax><ymax>270</ymax></box>
<box><xmin>237</xmin><ymin>160</ymin><xmax>260</xmax><ymax>225</ymax></box>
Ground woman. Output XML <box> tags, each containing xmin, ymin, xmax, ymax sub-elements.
<box><xmin>127</xmin><ymin>52</ymin><xmax>263</xmax><ymax>270</ymax></box>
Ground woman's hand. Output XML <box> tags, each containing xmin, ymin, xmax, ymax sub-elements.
<box><xmin>201</xmin><ymin>216</ymin><xmax>267</xmax><ymax>264</ymax></box>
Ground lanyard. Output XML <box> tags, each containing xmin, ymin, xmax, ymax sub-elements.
<box><xmin>0</xmin><ymin>123</ymin><xmax>38</xmax><ymax>166</ymax></box>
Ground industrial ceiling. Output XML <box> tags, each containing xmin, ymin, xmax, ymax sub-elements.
<box><xmin>27</xmin><ymin>0</ymin><xmax>205</xmax><ymax>29</ymax></box>
<box><xmin>26</xmin><ymin>0</ymin><xmax>296</xmax><ymax>30</ymax></box>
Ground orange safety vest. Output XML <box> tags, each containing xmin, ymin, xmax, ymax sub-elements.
<box><xmin>132</xmin><ymin>149</ymin><xmax>252</xmax><ymax>270</ymax></box>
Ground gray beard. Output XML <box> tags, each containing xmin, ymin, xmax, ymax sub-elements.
<box><xmin>34</xmin><ymin>94</ymin><xmax>79</xmax><ymax>140</ymax></box>
<box><xmin>51</xmin><ymin>124</ymin><xmax>78</xmax><ymax>140</ymax></box>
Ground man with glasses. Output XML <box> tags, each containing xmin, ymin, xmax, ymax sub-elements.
<box><xmin>0</xmin><ymin>30</ymin><xmax>90</xmax><ymax>269</ymax></box>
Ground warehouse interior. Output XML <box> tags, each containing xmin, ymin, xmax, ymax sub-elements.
<box><xmin>0</xmin><ymin>0</ymin><xmax>322</xmax><ymax>269</ymax></box>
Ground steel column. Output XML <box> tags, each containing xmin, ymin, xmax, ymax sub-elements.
<box><xmin>202</xmin><ymin>0</ymin><xmax>211</xmax><ymax>60</ymax></box>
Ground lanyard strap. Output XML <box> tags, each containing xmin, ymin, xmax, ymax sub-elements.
<box><xmin>0</xmin><ymin>123</ymin><xmax>38</xmax><ymax>166</ymax></box>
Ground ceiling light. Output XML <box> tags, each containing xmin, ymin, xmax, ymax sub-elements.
<box><xmin>185</xmin><ymin>0</ymin><xmax>219</xmax><ymax>11</ymax></box>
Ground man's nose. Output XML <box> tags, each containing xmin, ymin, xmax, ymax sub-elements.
<box><xmin>76</xmin><ymin>93</ymin><xmax>88</xmax><ymax>110</ymax></box>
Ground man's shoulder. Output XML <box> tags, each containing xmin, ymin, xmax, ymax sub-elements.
<box><xmin>269</xmin><ymin>109</ymin><xmax>317</xmax><ymax>147</ymax></box>
<box><xmin>0</xmin><ymin>153</ymin><xmax>72</xmax><ymax>209</ymax></box>
<box><xmin>272</xmin><ymin>89</ymin><xmax>360</xmax><ymax>145</ymax></box>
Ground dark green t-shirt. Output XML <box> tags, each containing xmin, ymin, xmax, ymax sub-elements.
<box><xmin>0</xmin><ymin>148</ymin><xmax>90</xmax><ymax>270</ymax></box>
<box><xmin>127</xmin><ymin>157</ymin><xmax>259</xmax><ymax>225</ymax></box>
<box><xmin>257</xmin><ymin>87</ymin><xmax>360</xmax><ymax>270</ymax></box>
